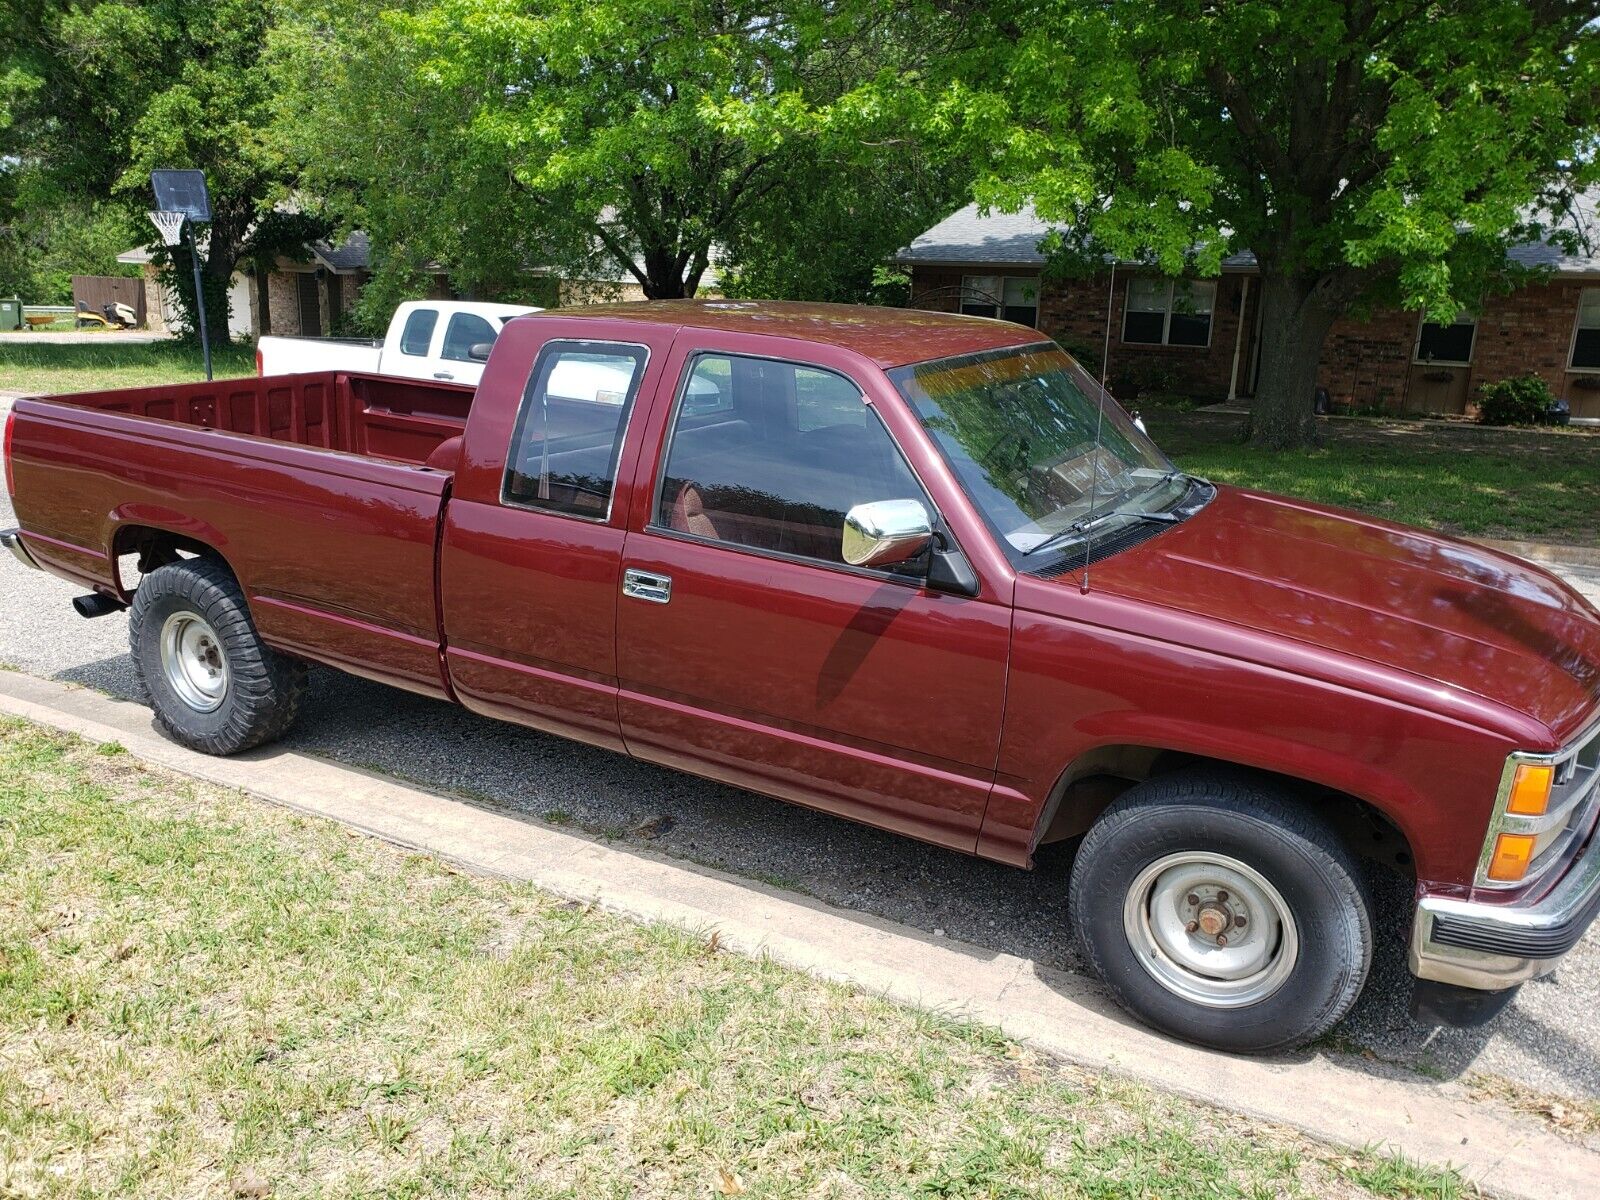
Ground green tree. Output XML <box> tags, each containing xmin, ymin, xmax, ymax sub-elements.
<box><xmin>719</xmin><ymin>137</ymin><xmax>970</xmax><ymax>304</ymax></box>
<box><xmin>276</xmin><ymin>0</ymin><xmax>949</xmax><ymax>306</ymax></box>
<box><xmin>942</xmin><ymin>0</ymin><xmax>1600</xmax><ymax>447</ymax></box>
<box><xmin>0</xmin><ymin>0</ymin><xmax>308</xmax><ymax>343</ymax></box>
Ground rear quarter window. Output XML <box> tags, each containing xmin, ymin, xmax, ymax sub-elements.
<box><xmin>399</xmin><ymin>309</ymin><xmax>438</xmax><ymax>356</ymax></box>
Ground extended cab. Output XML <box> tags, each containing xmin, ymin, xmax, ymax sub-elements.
<box><xmin>5</xmin><ymin>301</ymin><xmax>1599</xmax><ymax>1053</ymax></box>
<box><xmin>255</xmin><ymin>299</ymin><xmax>540</xmax><ymax>386</ymax></box>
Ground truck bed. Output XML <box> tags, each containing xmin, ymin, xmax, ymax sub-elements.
<box><xmin>7</xmin><ymin>371</ymin><xmax>476</xmax><ymax>700</ymax></box>
<box><xmin>37</xmin><ymin>371</ymin><xmax>473</xmax><ymax>466</ymax></box>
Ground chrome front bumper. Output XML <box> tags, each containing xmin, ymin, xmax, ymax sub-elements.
<box><xmin>1</xmin><ymin>528</ymin><xmax>39</xmax><ymax>571</ymax></box>
<box><xmin>1411</xmin><ymin>822</ymin><xmax>1600</xmax><ymax>990</ymax></box>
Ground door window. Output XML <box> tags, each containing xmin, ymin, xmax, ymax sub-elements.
<box><xmin>399</xmin><ymin>308</ymin><xmax>438</xmax><ymax>356</ymax></box>
<box><xmin>503</xmin><ymin>341</ymin><xmax>648</xmax><ymax>519</ymax></box>
<box><xmin>653</xmin><ymin>353</ymin><xmax>928</xmax><ymax>567</ymax></box>
<box><xmin>1415</xmin><ymin>311</ymin><xmax>1476</xmax><ymax>365</ymax></box>
<box><xmin>441</xmin><ymin>312</ymin><xmax>497</xmax><ymax>362</ymax></box>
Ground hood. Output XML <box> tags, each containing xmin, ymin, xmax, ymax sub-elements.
<box><xmin>1073</xmin><ymin>487</ymin><xmax>1600</xmax><ymax>744</ymax></box>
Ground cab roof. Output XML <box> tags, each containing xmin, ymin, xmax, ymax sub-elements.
<box><xmin>531</xmin><ymin>299</ymin><xmax>1047</xmax><ymax>369</ymax></box>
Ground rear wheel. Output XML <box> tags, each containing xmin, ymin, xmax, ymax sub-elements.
<box><xmin>130</xmin><ymin>557</ymin><xmax>306</xmax><ymax>755</ymax></box>
<box><xmin>1069</xmin><ymin>770</ymin><xmax>1372</xmax><ymax>1053</ymax></box>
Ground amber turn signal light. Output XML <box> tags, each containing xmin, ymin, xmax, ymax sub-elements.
<box><xmin>1486</xmin><ymin>832</ymin><xmax>1537</xmax><ymax>882</ymax></box>
<box><xmin>1507</xmin><ymin>764</ymin><xmax>1555</xmax><ymax>817</ymax></box>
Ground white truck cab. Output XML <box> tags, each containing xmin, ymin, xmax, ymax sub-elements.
<box><xmin>256</xmin><ymin>300</ymin><xmax>541</xmax><ymax>387</ymax></box>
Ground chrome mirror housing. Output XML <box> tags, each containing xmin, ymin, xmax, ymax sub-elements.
<box><xmin>842</xmin><ymin>499</ymin><xmax>933</xmax><ymax>568</ymax></box>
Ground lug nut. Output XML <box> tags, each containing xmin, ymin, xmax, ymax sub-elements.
<box><xmin>1216</xmin><ymin>890</ymin><xmax>1229</xmax><ymax>903</ymax></box>
<box><xmin>1185</xmin><ymin>920</ymin><xmax>1199</xmax><ymax>933</ymax></box>
<box><xmin>1186</xmin><ymin>894</ymin><xmax>1200</xmax><ymax>907</ymax></box>
<box><xmin>1234</xmin><ymin>913</ymin><xmax>1248</xmax><ymax>928</ymax></box>
<box><xmin>1216</xmin><ymin>934</ymin><xmax>1228</xmax><ymax>947</ymax></box>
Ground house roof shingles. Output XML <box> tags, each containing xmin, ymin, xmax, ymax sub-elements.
<box><xmin>900</xmin><ymin>198</ymin><xmax>1600</xmax><ymax>278</ymax></box>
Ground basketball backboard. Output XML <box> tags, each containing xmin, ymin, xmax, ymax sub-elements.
<box><xmin>150</xmin><ymin>170</ymin><xmax>212</xmax><ymax>223</ymax></box>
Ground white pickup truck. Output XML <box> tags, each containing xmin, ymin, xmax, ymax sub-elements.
<box><xmin>255</xmin><ymin>300</ymin><xmax>541</xmax><ymax>386</ymax></box>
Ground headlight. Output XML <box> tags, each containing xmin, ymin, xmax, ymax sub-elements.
<box><xmin>1478</xmin><ymin>720</ymin><xmax>1600</xmax><ymax>889</ymax></box>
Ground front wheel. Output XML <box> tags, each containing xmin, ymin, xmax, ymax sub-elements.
<box><xmin>1069</xmin><ymin>770</ymin><xmax>1373</xmax><ymax>1053</ymax></box>
<box><xmin>130</xmin><ymin>557</ymin><xmax>307</xmax><ymax>755</ymax></box>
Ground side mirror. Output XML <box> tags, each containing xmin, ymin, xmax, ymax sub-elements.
<box><xmin>842</xmin><ymin>499</ymin><xmax>933</xmax><ymax>568</ymax></box>
<box><xmin>467</xmin><ymin>342</ymin><xmax>494</xmax><ymax>362</ymax></box>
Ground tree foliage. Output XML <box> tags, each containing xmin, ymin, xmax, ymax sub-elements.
<box><xmin>0</xmin><ymin>0</ymin><xmax>305</xmax><ymax>342</ymax></box>
<box><xmin>276</xmin><ymin>0</ymin><xmax>962</xmax><ymax>310</ymax></box>
<box><xmin>936</xmin><ymin>0</ymin><xmax>1600</xmax><ymax>446</ymax></box>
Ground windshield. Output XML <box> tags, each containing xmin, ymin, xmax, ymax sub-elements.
<box><xmin>888</xmin><ymin>344</ymin><xmax>1186</xmax><ymax>560</ymax></box>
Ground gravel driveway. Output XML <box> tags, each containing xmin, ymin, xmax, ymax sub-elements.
<box><xmin>2</xmin><ymin>464</ymin><xmax>1597</xmax><ymax>1103</ymax></box>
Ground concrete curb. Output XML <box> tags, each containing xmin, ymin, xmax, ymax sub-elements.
<box><xmin>0</xmin><ymin>670</ymin><xmax>1594</xmax><ymax>1199</ymax></box>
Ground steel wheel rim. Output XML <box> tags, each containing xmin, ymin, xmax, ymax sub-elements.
<box><xmin>159</xmin><ymin>612</ymin><xmax>229</xmax><ymax>714</ymax></box>
<box><xmin>1122</xmin><ymin>851</ymin><xmax>1300</xmax><ymax>1009</ymax></box>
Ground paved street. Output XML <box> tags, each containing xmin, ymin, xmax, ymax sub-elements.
<box><xmin>2</xmin><ymin>462</ymin><xmax>1597</xmax><ymax>1102</ymax></box>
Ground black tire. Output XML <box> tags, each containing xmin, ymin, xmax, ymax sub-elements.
<box><xmin>129</xmin><ymin>557</ymin><xmax>307</xmax><ymax>755</ymax></box>
<box><xmin>1069</xmin><ymin>770</ymin><xmax>1372</xmax><ymax>1053</ymax></box>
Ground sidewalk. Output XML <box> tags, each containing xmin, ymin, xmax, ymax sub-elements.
<box><xmin>0</xmin><ymin>330</ymin><xmax>172</xmax><ymax>344</ymax></box>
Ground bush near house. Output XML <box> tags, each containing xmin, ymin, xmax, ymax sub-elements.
<box><xmin>1477</xmin><ymin>374</ymin><xmax>1559</xmax><ymax>426</ymax></box>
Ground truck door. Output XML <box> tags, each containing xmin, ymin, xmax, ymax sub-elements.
<box><xmin>384</xmin><ymin>304</ymin><xmax>445</xmax><ymax>382</ymax></box>
<box><xmin>438</xmin><ymin>317</ymin><xmax>677</xmax><ymax>751</ymax></box>
<box><xmin>614</xmin><ymin>340</ymin><xmax>1011</xmax><ymax>853</ymax></box>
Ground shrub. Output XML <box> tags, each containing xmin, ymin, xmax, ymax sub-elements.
<box><xmin>1476</xmin><ymin>374</ymin><xmax>1555</xmax><ymax>426</ymax></box>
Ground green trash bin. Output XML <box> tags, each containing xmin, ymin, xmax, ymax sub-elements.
<box><xmin>0</xmin><ymin>298</ymin><xmax>22</xmax><ymax>331</ymax></box>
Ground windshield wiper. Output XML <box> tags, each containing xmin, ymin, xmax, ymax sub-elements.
<box><xmin>1020</xmin><ymin>503</ymin><xmax>1183</xmax><ymax>559</ymax></box>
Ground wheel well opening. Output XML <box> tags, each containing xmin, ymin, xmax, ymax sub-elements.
<box><xmin>1036</xmin><ymin>748</ymin><xmax>1416</xmax><ymax>879</ymax></box>
<box><xmin>111</xmin><ymin>526</ymin><xmax>229</xmax><ymax>598</ymax></box>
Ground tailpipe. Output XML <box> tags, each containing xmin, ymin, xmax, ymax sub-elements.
<box><xmin>72</xmin><ymin>593</ymin><xmax>127</xmax><ymax>619</ymax></box>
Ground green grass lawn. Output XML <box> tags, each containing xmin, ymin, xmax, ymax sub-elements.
<box><xmin>1156</xmin><ymin>409</ymin><xmax>1600</xmax><ymax>546</ymax></box>
<box><xmin>0</xmin><ymin>338</ymin><xmax>255</xmax><ymax>395</ymax></box>
<box><xmin>0</xmin><ymin>720</ymin><xmax>1465</xmax><ymax>1199</ymax></box>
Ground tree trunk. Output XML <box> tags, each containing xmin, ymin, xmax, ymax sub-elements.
<box><xmin>200</xmin><ymin>248</ymin><xmax>237</xmax><ymax>349</ymax></box>
<box><xmin>1248</xmin><ymin>272</ymin><xmax>1338</xmax><ymax>449</ymax></box>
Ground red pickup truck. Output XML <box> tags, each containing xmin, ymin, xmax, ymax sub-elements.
<box><xmin>5</xmin><ymin>301</ymin><xmax>1599</xmax><ymax>1052</ymax></box>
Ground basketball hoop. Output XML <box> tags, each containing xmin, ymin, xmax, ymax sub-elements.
<box><xmin>148</xmin><ymin>210</ymin><xmax>187</xmax><ymax>248</ymax></box>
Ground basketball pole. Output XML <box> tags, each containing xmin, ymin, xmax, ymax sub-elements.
<box><xmin>185</xmin><ymin>218</ymin><xmax>213</xmax><ymax>381</ymax></box>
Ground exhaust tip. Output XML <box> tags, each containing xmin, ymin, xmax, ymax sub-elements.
<box><xmin>72</xmin><ymin>593</ymin><xmax>127</xmax><ymax>619</ymax></box>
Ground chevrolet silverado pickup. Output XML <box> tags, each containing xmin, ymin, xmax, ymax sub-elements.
<box><xmin>5</xmin><ymin>301</ymin><xmax>1598</xmax><ymax>1053</ymax></box>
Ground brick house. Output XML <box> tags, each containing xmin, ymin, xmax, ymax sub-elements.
<box><xmin>118</xmin><ymin>231</ymin><xmax>380</xmax><ymax>339</ymax></box>
<box><xmin>899</xmin><ymin>204</ymin><xmax>1600</xmax><ymax>421</ymax></box>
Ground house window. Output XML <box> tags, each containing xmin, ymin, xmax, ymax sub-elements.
<box><xmin>960</xmin><ymin>275</ymin><xmax>1039</xmax><ymax>327</ymax></box>
<box><xmin>1414</xmin><ymin>312</ymin><xmax>1476</xmax><ymax>366</ymax></box>
<box><xmin>1122</xmin><ymin>278</ymin><xmax>1215</xmax><ymax>347</ymax></box>
<box><xmin>1570</xmin><ymin>289</ymin><xmax>1600</xmax><ymax>369</ymax></box>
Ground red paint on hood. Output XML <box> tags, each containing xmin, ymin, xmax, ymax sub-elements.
<box><xmin>1079</xmin><ymin>487</ymin><xmax>1600</xmax><ymax>744</ymax></box>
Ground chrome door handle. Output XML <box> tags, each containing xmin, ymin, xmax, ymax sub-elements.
<box><xmin>622</xmin><ymin>568</ymin><xmax>672</xmax><ymax>604</ymax></box>
<box><xmin>433</xmin><ymin>371</ymin><xmax>454</xmax><ymax>380</ymax></box>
